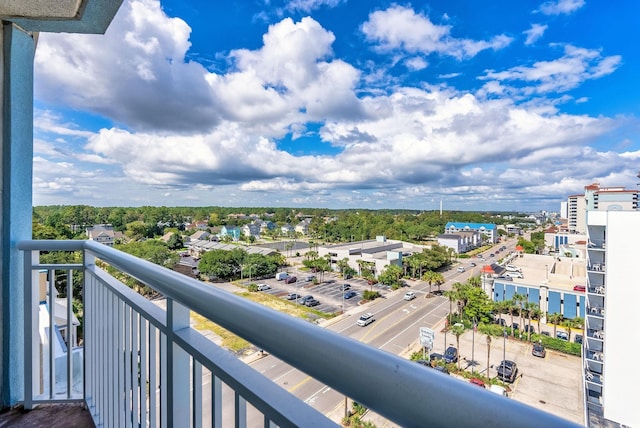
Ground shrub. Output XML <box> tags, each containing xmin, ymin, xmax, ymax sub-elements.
<box><xmin>247</xmin><ymin>283</ymin><xmax>258</xmax><ymax>292</ymax></box>
<box><xmin>362</xmin><ymin>290</ymin><xmax>381</xmax><ymax>301</ymax></box>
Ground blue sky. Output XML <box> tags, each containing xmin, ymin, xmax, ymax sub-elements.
<box><xmin>33</xmin><ymin>0</ymin><xmax>640</xmax><ymax>212</ymax></box>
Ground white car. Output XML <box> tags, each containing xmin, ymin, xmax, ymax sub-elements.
<box><xmin>257</xmin><ymin>284</ymin><xmax>271</xmax><ymax>291</ymax></box>
<box><xmin>356</xmin><ymin>312</ymin><xmax>375</xmax><ymax>327</ymax></box>
<box><xmin>457</xmin><ymin>266</ymin><xmax>465</xmax><ymax>273</ymax></box>
<box><xmin>505</xmin><ymin>264</ymin><xmax>522</xmax><ymax>272</ymax></box>
<box><xmin>505</xmin><ymin>271</ymin><xmax>524</xmax><ymax>279</ymax></box>
<box><xmin>404</xmin><ymin>291</ymin><xmax>416</xmax><ymax>301</ymax></box>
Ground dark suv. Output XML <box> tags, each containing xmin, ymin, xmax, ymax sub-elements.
<box><xmin>496</xmin><ymin>360</ymin><xmax>518</xmax><ymax>383</ymax></box>
<box><xmin>284</xmin><ymin>276</ymin><xmax>297</xmax><ymax>284</ymax></box>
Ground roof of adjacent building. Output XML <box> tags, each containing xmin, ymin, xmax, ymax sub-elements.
<box><xmin>445</xmin><ymin>222</ymin><xmax>496</xmax><ymax>230</ymax></box>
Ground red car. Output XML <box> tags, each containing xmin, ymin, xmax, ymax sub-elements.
<box><xmin>469</xmin><ymin>378</ymin><xmax>486</xmax><ymax>388</ymax></box>
<box><xmin>284</xmin><ymin>276</ymin><xmax>297</xmax><ymax>284</ymax></box>
<box><xmin>573</xmin><ymin>285</ymin><xmax>586</xmax><ymax>292</ymax></box>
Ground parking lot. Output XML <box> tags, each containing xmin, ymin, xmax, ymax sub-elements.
<box><xmin>429</xmin><ymin>325</ymin><xmax>584</xmax><ymax>425</ymax></box>
<box><xmin>241</xmin><ymin>271</ymin><xmax>391</xmax><ymax>314</ymax></box>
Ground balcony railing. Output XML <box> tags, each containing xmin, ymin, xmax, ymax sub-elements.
<box><xmin>19</xmin><ymin>240</ymin><xmax>579</xmax><ymax>428</ymax></box>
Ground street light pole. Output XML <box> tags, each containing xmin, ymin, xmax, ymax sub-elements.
<box><xmin>503</xmin><ymin>328</ymin><xmax>507</xmax><ymax>363</ymax></box>
<box><xmin>471</xmin><ymin>319</ymin><xmax>476</xmax><ymax>373</ymax></box>
<box><xmin>486</xmin><ymin>335</ymin><xmax>492</xmax><ymax>379</ymax></box>
<box><xmin>444</xmin><ymin>312</ymin><xmax>449</xmax><ymax>349</ymax></box>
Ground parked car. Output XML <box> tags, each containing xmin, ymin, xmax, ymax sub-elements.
<box><xmin>286</xmin><ymin>293</ymin><xmax>301</xmax><ymax>300</ymax></box>
<box><xmin>257</xmin><ymin>284</ymin><xmax>271</xmax><ymax>291</ymax></box>
<box><xmin>299</xmin><ymin>295</ymin><xmax>314</xmax><ymax>305</ymax></box>
<box><xmin>415</xmin><ymin>359</ymin><xmax>431</xmax><ymax>367</ymax></box>
<box><xmin>532</xmin><ymin>343</ymin><xmax>546</xmax><ymax>358</ymax></box>
<box><xmin>489</xmin><ymin>253</ymin><xmax>495</xmax><ymax>257</ymax></box>
<box><xmin>575</xmin><ymin>334</ymin><xmax>583</xmax><ymax>344</ymax></box>
<box><xmin>495</xmin><ymin>276</ymin><xmax>513</xmax><ymax>281</ymax></box>
<box><xmin>305</xmin><ymin>275</ymin><xmax>316</xmax><ymax>282</ymax></box>
<box><xmin>429</xmin><ymin>353</ymin><xmax>445</xmax><ymax>363</ymax></box>
<box><xmin>573</xmin><ymin>285</ymin><xmax>586</xmax><ymax>292</ymax></box>
<box><xmin>404</xmin><ymin>291</ymin><xmax>416</xmax><ymax>301</ymax></box>
<box><xmin>524</xmin><ymin>325</ymin><xmax>535</xmax><ymax>333</ymax></box>
<box><xmin>434</xmin><ymin>365</ymin><xmax>450</xmax><ymax>375</ymax></box>
<box><xmin>496</xmin><ymin>360</ymin><xmax>518</xmax><ymax>383</ymax></box>
<box><xmin>456</xmin><ymin>266</ymin><xmax>465</xmax><ymax>273</ymax></box>
<box><xmin>469</xmin><ymin>378</ymin><xmax>485</xmax><ymax>388</ymax></box>
<box><xmin>341</xmin><ymin>283</ymin><xmax>351</xmax><ymax>290</ymax></box>
<box><xmin>356</xmin><ymin>312</ymin><xmax>375</xmax><ymax>327</ymax></box>
<box><xmin>489</xmin><ymin>385</ymin><xmax>507</xmax><ymax>396</ymax></box>
<box><xmin>367</xmin><ymin>279</ymin><xmax>378</xmax><ymax>285</ymax></box>
<box><xmin>505</xmin><ymin>271</ymin><xmax>524</xmax><ymax>279</ymax></box>
<box><xmin>505</xmin><ymin>265</ymin><xmax>521</xmax><ymax>272</ymax></box>
<box><xmin>304</xmin><ymin>298</ymin><xmax>320</xmax><ymax>307</ymax></box>
<box><xmin>275</xmin><ymin>272</ymin><xmax>289</xmax><ymax>281</ymax></box>
<box><xmin>284</xmin><ymin>276</ymin><xmax>297</xmax><ymax>284</ymax></box>
<box><xmin>556</xmin><ymin>331</ymin><xmax>569</xmax><ymax>341</ymax></box>
<box><xmin>344</xmin><ymin>291</ymin><xmax>357</xmax><ymax>299</ymax></box>
<box><xmin>469</xmin><ymin>262</ymin><xmax>477</xmax><ymax>267</ymax></box>
<box><xmin>444</xmin><ymin>346</ymin><xmax>458</xmax><ymax>364</ymax></box>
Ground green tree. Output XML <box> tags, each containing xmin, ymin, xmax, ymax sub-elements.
<box><xmin>450</xmin><ymin>323</ymin><xmax>465</xmax><ymax>370</ymax></box>
<box><xmin>378</xmin><ymin>264</ymin><xmax>403</xmax><ymax>289</ymax></box>
<box><xmin>166</xmin><ymin>233</ymin><xmax>184</xmax><ymax>250</ymax></box>
<box><xmin>422</xmin><ymin>270</ymin><xmax>444</xmax><ymax>297</ymax></box>
<box><xmin>547</xmin><ymin>312</ymin><xmax>564</xmax><ymax>337</ymax></box>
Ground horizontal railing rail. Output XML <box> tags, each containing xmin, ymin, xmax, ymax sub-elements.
<box><xmin>19</xmin><ymin>240</ymin><xmax>581</xmax><ymax>428</ymax></box>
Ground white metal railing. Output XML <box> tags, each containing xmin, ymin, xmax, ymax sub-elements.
<box><xmin>20</xmin><ymin>240</ymin><xmax>581</xmax><ymax>428</ymax></box>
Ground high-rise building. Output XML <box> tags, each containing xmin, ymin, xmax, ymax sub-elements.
<box><xmin>567</xmin><ymin>183</ymin><xmax>639</xmax><ymax>234</ymax></box>
<box><xmin>585</xmin><ymin>209</ymin><xmax>640</xmax><ymax>427</ymax></box>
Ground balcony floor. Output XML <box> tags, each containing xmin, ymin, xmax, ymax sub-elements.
<box><xmin>0</xmin><ymin>403</ymin><xmax>94</xmax><ymax>427</ymax></box>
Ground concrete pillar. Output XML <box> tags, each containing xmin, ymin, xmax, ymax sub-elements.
<box><xmin>0</xmin><ymin>22</ymin><xmax>35</xmax><ymax>408</ymax></box>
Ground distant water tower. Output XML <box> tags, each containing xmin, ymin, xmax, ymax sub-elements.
<box><xmin>440</xmin><ymin>200</ymin><xmax>443</xmax><ymax>216</ymax></box>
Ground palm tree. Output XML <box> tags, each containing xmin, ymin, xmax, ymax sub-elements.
<box><xmin>422</xmin><ymin>270</ymin><xmax>444</xmax><ymax>297</ymax></box>
<box><xmin>467</xmin><ymin>275</ymin><xmax>481</xmax><ymax>288</ymax></box>
<box><xmin>524</xmin><ymin>302</ymin><xmax>537</xmax><ymax>341</ymax></box>
<box><xmin>562</xmin><ymin>318</ymin><xmax>575</xmax><ymax>342</ymax></box>
<box><xmin>444</xmin><ymin>289</ymin><xmax>457</xmax><ymax>324</ymax></box>
<box><xmin>548</xmin><ymin>312</ymin><xmax>563</xmax><ymax>337</ymax></box>
<box><xmin>530</xmin><ymin>305</ymin><xmax>543</xmax><ymax>335</ymax></box>
<box><xmin>512</xmin><ymin>292</ymin><xmax>526</xmax><ymax>334</ymax></box>
<box><xmin>451</xmin><ymin>323</ymin><xmax>465</xmax><ymax>370</ymax></box>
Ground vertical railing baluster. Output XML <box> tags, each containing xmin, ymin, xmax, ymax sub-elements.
<box><xmin>23</xmin><ymin>250</ymin><xmax>39</xmax><ymax>409</ymax></box>
<box><xmin>212</xmin><ymin>375</ymin><xmax>222</xmax><ymax>428</ymax></box>
<box><xmin>194</xmin><ymin>361</ymin><xmax>203</xmax><ymax>428</ymax></box>
<box><xmin>235</xmin><ymin>391</ymin><xmax>247</xmax><ymax>428</ymax></box>
<box><xmin>117</xmin><ymin>295</ymin><xmax>124</xmax><ymax>428</ymax></box>
<box><xmin>166</xmin><ymin>298</ymin><xmax>190</xmax><ymax>427</ymax></box>
<box><xmin>140</xmin><ymin>317</ymin><xmax>148</xmax><ymax>428</ymax></box>
<box><xmin>150</xmin><ymin>325</ymin><xmax>158</xmax><ymax>428</ymax></box>
<box><xmin>48</xmin><ymin>269</ymin><xmax>55</xmax><ymax>399</ymax></box>
<box><xmin>160</xmin><ymin>331</ymin><xmax>167</xmax><ymax>428</ymax></box>
<box><xmin>66</xmin><ymin>269</ymin><xmax>72</xmax><ymax>399</ymax></box>
<box><xmin>124</xmin><ymin>304</ymin><xmax>132</xmax><ymax>428</ymax></box>
<box><xmin>132</xmin><ymin>310</ymin><xmax>140</xmax><ymax>428</ymax></box>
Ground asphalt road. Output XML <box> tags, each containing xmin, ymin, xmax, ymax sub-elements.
<box><xmin>240</xmin><ymin>238</ymin><xmax>584</xmax><ymax>426</ymax></box>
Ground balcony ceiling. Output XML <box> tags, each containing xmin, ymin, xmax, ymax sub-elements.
<box><xmin>0</xmin><ymin>0</ymin><xmax>123</xmax><ymax>34</ymax></box>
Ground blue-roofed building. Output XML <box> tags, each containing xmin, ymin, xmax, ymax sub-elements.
<box><xmin>445</xmin><ymin>222</ymin><xmax>498</xmax><ymax>244</ymax></box>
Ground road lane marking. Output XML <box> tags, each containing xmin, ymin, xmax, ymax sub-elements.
<box><xmin>288</xmin><ymin>375</ymin><xmax>312</xmax><ymax>393</ymax></box>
